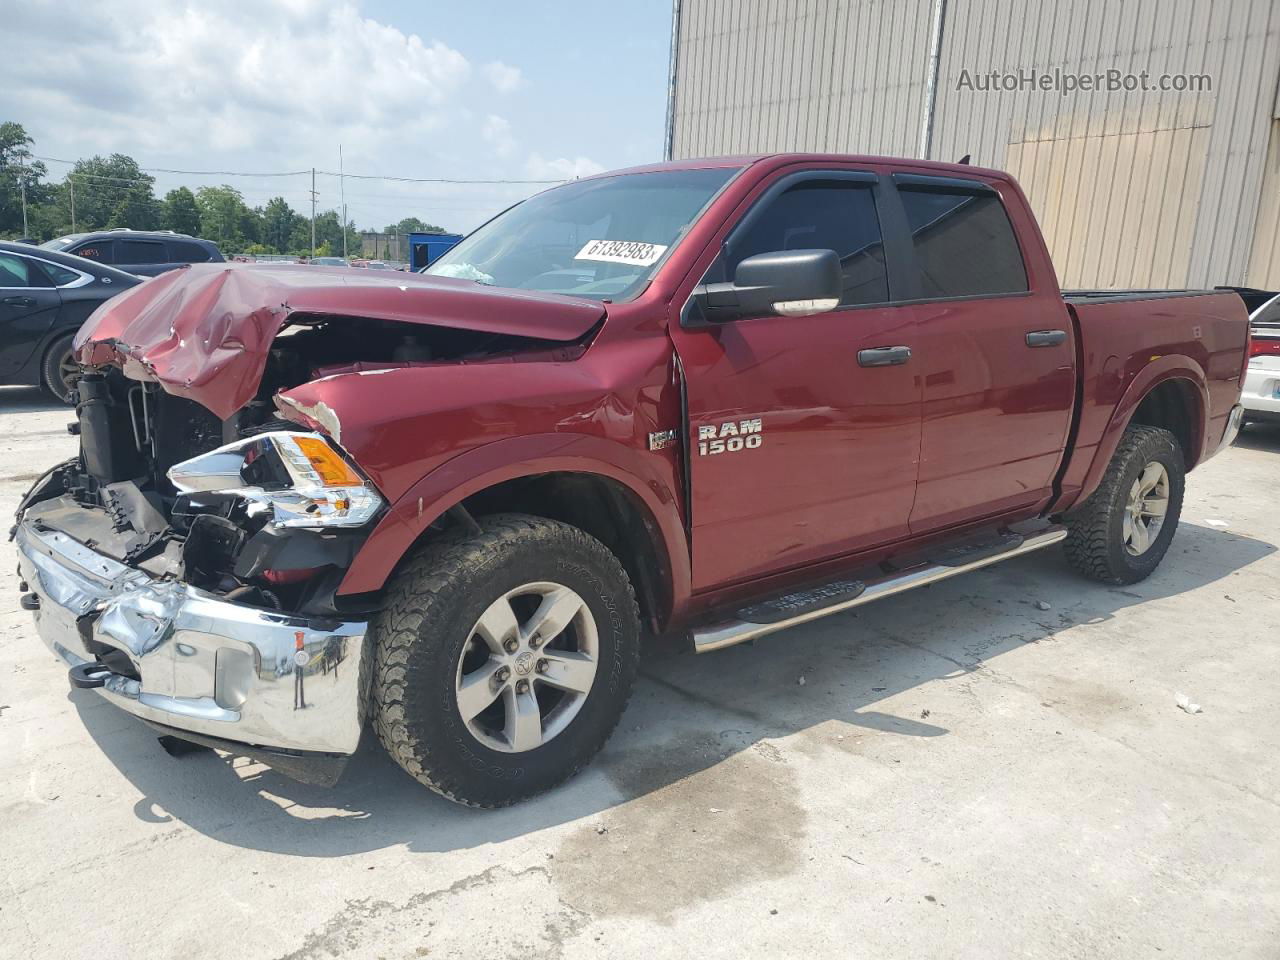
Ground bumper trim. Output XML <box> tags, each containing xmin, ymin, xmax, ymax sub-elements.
<box><xmin>16</xmin><ymin>519</ymin><xmax>369</xmax><ymax>756</ymax></box>
<box><xmin>1212</xmin><ymin>403</ymin><xmax>1244</xmax><ymax>456</ymax></box>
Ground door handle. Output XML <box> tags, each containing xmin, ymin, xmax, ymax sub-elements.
<box><xmin>1025</xmin><ymin>329</ymin><xmax>1067</xmax><ymax>348</ymax></box>
<box><xmin>858</xmin><ymin>345</ymin><xmax>912</xmax><ymax>367</ymax></box>
<box><xmin>1</xmin><ymin>296</ymin><xmax>36</xmax><ymax>307</ymax></box>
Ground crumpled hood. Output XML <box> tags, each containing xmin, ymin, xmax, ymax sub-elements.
<box><xmin>74</xmin><ymin>262</ymin><xmax>607</xmax><ymax>419</ymax></box>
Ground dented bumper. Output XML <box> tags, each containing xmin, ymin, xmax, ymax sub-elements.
<box><xmin>15</xmin><ymin>519</ymin><xmax>368</xmax><ymax>757</ymax></box>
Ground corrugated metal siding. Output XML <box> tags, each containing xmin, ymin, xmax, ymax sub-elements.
<box><xmin>669</xmin><ymin>0</ymin><xmax>1280</xmax><ymax>288</ymax></box>
<box><xmin>1248</xmin><ymin>120</ymin><xmax>1280</xmax><ymax>288</ymax></box>
<box><xmin>670</xmin><ymin>0</ymin><xmax>935</xmax><ymax>159</ymax></box>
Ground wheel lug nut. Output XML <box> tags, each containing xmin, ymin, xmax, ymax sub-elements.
<box><xmin>536</xmin><ymin>659</ymin><xmax>549</xmax><ymax>674</ymax></box>
<box><xmin>529</xmin><ymin>634</ymin><xmax>541</xmax><ymax>649</ymax></box>
<box><xmin>495</xmin><ymin>667</ymin><xmax>510</xmax><ymax>682</ymax></box>
<box><xmin>515</xmin><ymin>679</ymin><xmax>530</xmax><ymax>694</ymax></box>
<box><xmin>503</xmin><ymin>638</ymin><xmax>518</xmax><ymax>653</ymax></box>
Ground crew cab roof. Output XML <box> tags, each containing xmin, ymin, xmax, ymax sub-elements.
<box><xmin>584</xmin><ymin>153</ymin><xmax>1011</xmax><ymax>182</ymax></box>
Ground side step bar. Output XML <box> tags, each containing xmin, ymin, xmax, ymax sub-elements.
<box><xmin>692</xmin><ymin>525</ymin><xmax>1068</xmax><ymax>653</ymax></box>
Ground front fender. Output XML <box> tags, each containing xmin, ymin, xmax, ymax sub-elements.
<box><xmin>337</xmin><ymin>432</ymin><xmax>692</xmax><ymax>610</ymax></box>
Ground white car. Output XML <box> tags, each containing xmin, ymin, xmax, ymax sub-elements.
<box><xmin>1241</xmin><ymin>290</ymin><xmax>1280</xmax><ymax>425</ymax></box>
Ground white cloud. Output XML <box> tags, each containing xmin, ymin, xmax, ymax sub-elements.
<box><xmin>0</xmin><ymin>1</ymin><xmax>644</xmax><ymax>233</ymax></box>
<box><xmin>2</xmin><ymin>1</ymin><xmax>471</xmax><ymax>162</ymax></box>
<box><xmin>525</xmin><ymin>153</ymin><xmax>607</xmax><ymax>181</ymax></box>
<box><xmin>483</xmin><ymin>61</ymin><xmax>523</xmax><ymax>93</ymax></box>
<box><xmin>481</xmin><ymin>115</ymin><xmax>516</xmax><ymax>158</ymax></box>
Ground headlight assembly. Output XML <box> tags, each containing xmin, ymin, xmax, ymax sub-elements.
<box><xmin>168</xmin><ymin>431</ymin><xmax>383</xmax><ymax>528</ymax></box>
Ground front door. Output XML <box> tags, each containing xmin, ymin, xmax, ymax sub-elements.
<box><xmin>0</xmin><ymin>252</ymin><xmax>62</xmax><ymax>377</ymax></box>
<box><xmin>670</xmin><ymin>170</ymin><xmax>921</xmax><ymax>590</ymax></box>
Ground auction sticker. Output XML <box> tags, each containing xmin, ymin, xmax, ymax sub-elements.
<box><xmin>574</xmin><ymin>239</ymin><xmax>668</xmax><ymax>267</ymax></box>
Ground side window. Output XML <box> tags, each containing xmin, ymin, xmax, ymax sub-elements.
<box><xmin>73</xmin><ymin>240</ymin><xmax>115</xmax><ymax>263</ymax></box>
<box><xmin>728</xmin><ymin>179</ymin><xmax>889</xmax><ymax>307</ymax></box>
<box><xmin>897</xmin><ymin>186</ymin><xmax>1028</xmax><ymax>298</ymax></box>
<box><xmin>119</xmin><ymin>239</ymin><xmax>167</xmax><ymax>264</ymax></box>
<box><xmin>169</xmin><ymin>240</ymin><xmax>211</xmax><ymax>263</ymax></box>
<box><xmin>0</xmin><ymin>253</ymin><xmax>35</xmax><ymax>287</ymax></box>
<box><xmin>35</xmin><ymin>261</ymin><xmax>83</xmax><ymax>286</ymax></box>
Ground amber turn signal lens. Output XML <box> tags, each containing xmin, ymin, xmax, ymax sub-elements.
<box><xmin>292</xmin><ymin>436</ymin><xmax>363</xmax><ymax>487</ymax></box>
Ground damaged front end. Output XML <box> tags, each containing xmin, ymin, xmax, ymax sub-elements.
<box><xmin>14</xmin><ymin>375</ymin><xmax>381</xmax><ymax>782</ymax></box>
<box><xmin>13</xmin><ymin>264</ymin><xmax>604</xmax><ymax>782</ymax></box>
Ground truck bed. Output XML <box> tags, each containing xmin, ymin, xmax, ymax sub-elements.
<box><xmin>1062</xmin><ymin>288</ymin><xmax>1220</xmax><ymax>304</ymax></box>
<box><xmin>1053</xmin><ymin>287</ymin><xmax>1249</xmax><ymax>511</ymax></box>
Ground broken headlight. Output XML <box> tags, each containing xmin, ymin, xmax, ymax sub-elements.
<box><xmin>168</xmin><ymin>431</ymin><xmax>383</xmax><ymax>528</ymax></box>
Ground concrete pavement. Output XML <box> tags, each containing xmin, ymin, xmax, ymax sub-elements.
<box><xmin>2</xmin><ymin>385</ymin><xmax>1277</xmax><ymax>959</ymax></box>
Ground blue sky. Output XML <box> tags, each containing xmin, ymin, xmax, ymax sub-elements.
<box><xmin>0</xmin><ymin>0</ymin><xmax>674</xmax><ymax>233</ymax></box>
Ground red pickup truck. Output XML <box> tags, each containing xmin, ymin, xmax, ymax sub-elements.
<box><xmin>14</xmin><ymin>154</ymin><xmax>1248</xmax><ymax>807</ymax></box>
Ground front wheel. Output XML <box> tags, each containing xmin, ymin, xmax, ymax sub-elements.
<box><xmin>40</xmin><ymin>334</ymin><xmax>79</xmax><ymax>404</ymax></box>
<box><xmin>1063</xmin><ymin>424</ymin><xmax>1185</xmax><ymax>584</ymax></box>
<box><xmin>371</xmin><ymin>514</ymin><xmax>641</xmax><ymax>807</ymax></box>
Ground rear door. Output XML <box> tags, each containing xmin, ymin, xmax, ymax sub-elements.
<box><xmin>887</xmin><ymin>174</ymin><xmax>1076</xmax><ymax>532</ymax></box>
<box><xmin>670</xmin><ymin>167</ymin><xmax>922</xmax><ymax>589</ymax></box>
<box><xmin>0</xmin><ymin>252</ymin><xmax>62</xmax><ymax>377</ymax></box>
<box><xmin>116</xmin><ymin>238</ymin><xmax>171</xmax><ymax>275</ymax></box>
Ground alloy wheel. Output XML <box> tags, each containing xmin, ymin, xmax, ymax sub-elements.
<box><xmin>454</xmin><ymin>581</ymin><xmax>598</xmax><ymax>753</ymax></box>
<box><xmin>1123</xmin><ymin>460</ymin><xmax>1169</xmax><ymax>556</ymax></box>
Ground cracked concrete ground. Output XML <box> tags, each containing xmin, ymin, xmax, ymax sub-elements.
<box><xmin>1</xmin><ymin>384</ymin><xmax>1278</xmax><ymax>959</ymax></box>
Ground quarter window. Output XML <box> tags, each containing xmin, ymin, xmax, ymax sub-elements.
<box><xmin>169</xmin><ymin>240</ymin><xmax>212</xmax><ymax>263</ymax></box>
<box><xmin>39</xmin><ymin>261</ymin><xmax>84</xmax><ymax>286</ymax></box>
<box><xmin>728</xmin><ymin>179</ymin><xmax>889</xmax><ymax>307</ymax></box>
<box><xmin>897</xmin><ymin>186</ymin><xmax>1028</xmax><ymax>298</ymax></box>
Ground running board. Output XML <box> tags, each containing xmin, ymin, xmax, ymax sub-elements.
<box><xmin>692</xmin><ymin>525</ymin><xmax>1068</xmax><ymax>653</ymax></box>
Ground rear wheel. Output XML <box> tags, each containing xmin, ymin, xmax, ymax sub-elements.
<box><xmin>371</xmin><ymin>514</ymin><xmax>641</xmax><ymax>807</ymax></box>
<box><xmin>40</xmin><ymin>334</ymin><xmax>79</xmax><ymax>404</ymax></box>
<box><xmin>1063</xmin><ymin>424</ymin><xmax>1185</xmax><ymax>584</ymax></box>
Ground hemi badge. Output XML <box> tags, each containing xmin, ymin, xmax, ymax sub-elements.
<box><xmin>648</xmin><ymin>429</ymin><xmax>678</xmax><ymax>451</ymax></box>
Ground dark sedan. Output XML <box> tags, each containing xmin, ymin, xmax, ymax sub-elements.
<box><xmin>0</xmin><ymin>241</ymin><xmax>142</xmax><ymax>401</ymax></box>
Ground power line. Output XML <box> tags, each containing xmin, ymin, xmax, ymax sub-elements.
<box><xmin>34</xmin><ymin>153</ymin><xmax>567</xmax><ymax>185</ymax></box>
<box><xmin>314</xmin><ymin>170</ymin><xmax>564</xmax><ymax>185</ymax></box>
<box><xmin>33</xmin><ymin>155</ymin><xmax>308</xmax><ymax>178</ymax></box>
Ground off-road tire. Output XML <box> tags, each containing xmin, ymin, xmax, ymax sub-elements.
<box><xmin>40</xmin><ymin>334</ymin><xmax>78</xmax><ymax>404</ymax></box>
<box><xmin>1063</xmin><ymin>424</ymin><xmax>1185</xmax><ymax>585</ymax></box>
<box><xmin>370</xmin><ymin>513</ymin><xmax>641</xmax><ymax>807</ymax></box>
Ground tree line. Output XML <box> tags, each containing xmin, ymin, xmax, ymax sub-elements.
<box><xmin>0</xmin><ymin>121</ymin><xmax>450</xmax><ymax>257</ymax></box>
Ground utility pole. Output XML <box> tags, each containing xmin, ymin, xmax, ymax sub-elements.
<box><xmin>310</xmin><ymin>167</ymin><xmax>317</xmax><ymax>256</ymax></box>
<box><xmin>19</xmin><ymin>165</ymin><xmax>28</xmax><ymax>237</ymax></box>
<box><xmin>69</xmin><ymin>175</ymin><xmax>76</xmax><ymax>233</ymax></box>
<box><xmin>339</xmin><ymin>144</ymin><xmax>347</xmax><ymax>261</ymax></box>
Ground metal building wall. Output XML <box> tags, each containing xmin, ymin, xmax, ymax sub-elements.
<box><xmin>668</xmin><ymin>0</ymin><xmax>1280</xmax><ymax>289</ymax></box>
<box><xmin>669</xmin><ymin>0</ymin><xmax>936</xmax><ymax>159</ymax></box>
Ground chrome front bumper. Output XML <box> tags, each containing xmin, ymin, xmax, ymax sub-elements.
<box><xmin>15</xmin><ymin>519</ymin><xmax>368</xmax><ymax>756</ymax></box>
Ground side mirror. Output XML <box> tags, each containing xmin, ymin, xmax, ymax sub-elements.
<box><xmin>692</xmin><ymin>249</ymin><xmax>842</xmax><ymax>323</ymax></box>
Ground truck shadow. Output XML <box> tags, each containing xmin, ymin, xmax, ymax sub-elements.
<box><xmin>72</xmin><ymin>520</ymin><xmax>1274</xmax><ymax>858</ymax></box>
<box><xmin>0</xmin><ymin>385</ymin><xmax>70</xmax><ymax>412</ymax></box>
<box><xmin>1234</xmin><ymin>421</ymin><xmax>1280</xmax><ymax>452</ymax></box>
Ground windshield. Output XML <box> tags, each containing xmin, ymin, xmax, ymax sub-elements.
<box><xmin>424</xmin><ymin>167</ymin><xmax>739</xmax><ymax>299</ymax></box>
<box><xmin>41</xmin><ymin>235</ymin><xmax>84</xmax><ymax>251</ymax></box>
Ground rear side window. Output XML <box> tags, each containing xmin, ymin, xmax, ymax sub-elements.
<box><xmin>119</xmin><ymin>239</ymin><xmax>167</xmax><ymax>264</ymax></box>
<box><xmin>73</xmin><ymin>240</ymin><xmax>115</xmax><ymax>263</ymax></box>
<box><xmin>898</xmin><ymin>186</ymin><xmax>1028</xmax><ymax>298</ymax></box>
<box><xmin>728</xmin><ymin>179</ymin><xmax>888</xmax><ymax>307</ymax></box>
<box><xmin>169</xmin><ymin>240</ymin><xmax>212</xmax><ymax>263</ymax></box>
